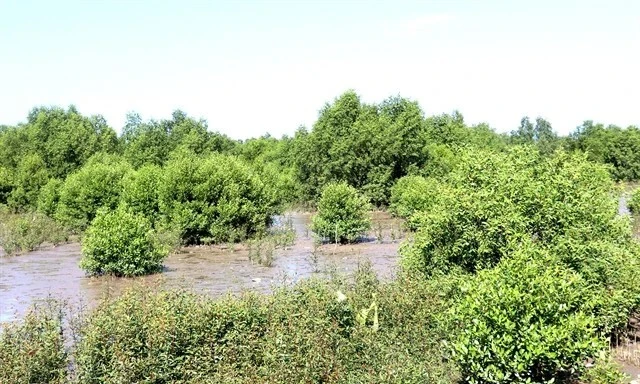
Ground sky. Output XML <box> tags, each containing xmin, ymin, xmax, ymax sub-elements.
<box><xmin>1</xmin><ymin>0</ymin><xmax>638</xmax><ymax>139</ymax></box>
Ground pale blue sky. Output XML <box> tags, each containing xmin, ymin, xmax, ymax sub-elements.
<box><xmin>1</xmin><ymin>0</ymin><xmax>638</xmax><ymax>138</ymax></box>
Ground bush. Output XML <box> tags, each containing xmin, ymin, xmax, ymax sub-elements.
<box><xmin>0</xmin><ymin>166</ymin><xmax>13</xmax><ymax>205</ymax></box>
<box><xmin>74</xmin><ymin>287</ymin><xmax>267</xmax><ymax>383</ymax></box>
<box><xmin>389</xmin><ymin>175</ymin><xmax>446</xmax><ymax>230</ymax></box>
<box><xmin>56</xmin><ymin>154</ymin><xmax>131</xmax><ymax>230</ymax></box>
<box><xmin>72</xmin><ymin>263</ymin><xmax>457</xmax><ymax>383</ymax></box>
<box><xmin>0</xmin><ymin>299</ymin><xmax>67</xmax><ymax>384</ymax></box>
<box><xmin>120</xmin><ymin>164</ymin><xmax>162</xmax><ymax>223</ymax></box>
<box><xmin>7</xmin><ymin>153</ymin><xmax>50</xmax><ymax>211</ymax></box>
<box><xmin>80</xmin><ymin>208</ymin><xmax>167</xmax><ymax>277</ymax></box>
<box><xmin>0</xmin><ymin>211</ymin><xmax>69</xmax><ymax>255</ymax></box>
<box><xmin>550</xmin><ymin>234</ymin><xmax>640</xmax><ymax>333</ymax></box>
<box><xmin>159</xmin><ymin>153</ymin><xmax>277</xmax><ymax>244</ymax></box>
<box><xmin>629</xmin><ymin>187</ymin><xmax>640</xmax><ymax>214</ymax></box>
<box><xmin>36</xmin><ymin>178</ymin><xmax>63</xmax><ymax>216</ymax></box>
<box><xmin>311</xmin><ymin>182</ymin><xmax>371</xmax><ymax>243</ymax></box>
<box><xmin>401</xmin><ymin>147</ymin><xmax>624</xmax><ymax>276</ymax></box>
<box><xmin>451</xmin><ymin>248</ymin><xmax>604</xmax><ymax>384</ymax></box>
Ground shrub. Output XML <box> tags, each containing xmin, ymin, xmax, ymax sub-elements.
<box><xmin>389</xmin><ymin>175</ymin><xmax>446</xmax><ymax>230</ymax></box>
<box><xmin>0</xmin><ymin>166</ymin><xmax>13</xmax><ymax>205</ymax></box>
<box><xmin>401</xmin><ymin>147</ymin><xmax>623</xmax><ymax>276</ymax></box>
<box><xmin>36</xmin><ymin>178</ymin><xmax>63</xmax><ymax>216</ymax></box>
<box><xmin>7</xmin><ymin>153</ymin><xmax>50</xmax><ymax>211</ymax></box>
<box><xmin>159</xmin><ymin>153</ymin><xmax>277</xmax><ymax>244</ymax></box>
<box><xmin>629</xmin><ymin>187</ymin><xmax>640</xmax><ymax>214</ymax></box>
<box><xmin>0</xmin><ymin>211</ymin><xmax>69</xmax><ymax>255</ymax></box>
<box><xmin>550</xmin><ymin>234</ymin><xmax>640</xmax><ymax>333</ymax></box>
<box><xmin>120</xmin><ymin>164</ymin><xmax>162</xmax><ymax>223</ymax></box>
<box><xmin>0</xmin><ymin>299</ymin><xmax>67</xmax><ymax>384</ymax></box>
<box><xmin>450</xmin><ymin>248</ymin><xmax>604</xmax><ymax>384</ymax></box>
<box><xmin>72</xmin><ymin>263</ymin><xmax>457</xmax><ymax>383</ymax></box>
<box><xmin>311</xmin><ymin>182</ymin><xmax>371</xmax><ymax>243</ymax></box>
<box><xmin>74</xmin><ymin>287</ymin><xmax>267</xmax><ymax>383</ymax></box>
<box><xmin>80</xmin><ymin>208</ymin><xmax>167</xmax><ymax>277</ymax></box>
<box><xmin>56</xmin><ymin>154</ymin><xmax>131</xmax><ymax>230</ymax></box>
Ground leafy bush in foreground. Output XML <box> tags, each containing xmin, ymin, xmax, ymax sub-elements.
<box><xmin>71</xmin><ymin>264</ymin><xmax>457</xmax><ymax>383</ymax></box>
<box><xmin>80</xmin><ymin>208</ymin><xmax>167</xmax><ymax>276</ymax></box>
<box><xmin>451</xmin><ymin>248</ymin><xmax>604</xmax><ymax>384</ymax></box>
<box><xmin>0</xmin><ymin>300</ymin><xmax>67</xmax><ymax>384</ymax></box>
<box><xmin>311</xmin><ymin>182</ymin><xmax>371</xmax><ymax>243</ymax></box>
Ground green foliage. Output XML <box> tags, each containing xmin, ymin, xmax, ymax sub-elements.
<box><xmin>122</xmin><ymin>112</ymin><xmax>174</xmax><ymax>167</ymax></box>
<box><xmin>451</xmin><ymin>249</ymin><xmax>604</xmax><ymax>384</ymax></box>
<box><xmin>389</xmin><ymin>175</ymin><xmax>446</xmax><ymax>229</ymax></box>
<box><xmin>311</xmin><ymin>182</ymin><xmax>371</xmax><ymax>243</ymax></box>
<box><xmin>120</xmin><ymin>164</ymin><xmax>162</xmax><ymax>223</ymax></box>
<box><xmin>25</xmin><ymin>106</ymin><xmax>118</xmax><ymax>178</ymax></box>
<box><xmin>159</xmin><ymin>152</ymin><xmax>277</xmax><ymax>244</ymax></box>
<box><xmin>122</xmin><ymin>110</ymin><xmax>237</xmax><ymax>168</ymax></box>
<box><xmin>0</xmin><ymin>299</ymin><xmax>67</xmax><ymax>384</ymax></box>
<box><xmin>629</xmin><ymin>187</ymin><xmax>640</xmax><ymax>214</ymax></box>
<box><xmin>568</xmin><ymin>121</ymin><xmax>640</xmax><ymax>181</ymax></box>
<box><xmin>296</xmin><ymin>91</ymin><xmax>430</xmax><ymax>205</ymax></box>
<box><xmin>36</xmin><ymin>178</ymin><xmax>63</xmax><ymax>216</ymax></box>
<box><xmin>0</xmin><ymin>211</ymin><xmax>69</xmax><ymax>255</ymax></box>
<box><xmin>401</xmin><ymin>147</ymin><xmax>624</xmax><ymax>276</ymax></box>
<box><xmin>510</xmin><ymin>116</ymin><xmax>560</xmax><ymax>155</ymax></box>
<box><xmin>550</xmin><ymin>234</ymin><xmax>640</xmax><ymax>333</ymax></box>
<box><xmin>55</xmin><ymin>154</ymin><xmax>131</xmax><ymax>230</ymax></box>
<box><xmin>80</xmin><ymin>208</ymin><xmax>167</xmax><ymax>277</ymax></box>
<box><xmin>75</xmin><ymin>288</ymin><xmax>267</xmax><ymax>383</ymax></box>
<box><xmin>68</xmin><ymin>264</ymin><xmax>457</xmax><ymax>383</ymax></box>
<box><xmin>232</xmin><ymin>134</ymin><xmax>302</xmax><ymax>206</ymax></box>
<box><xmin>0</xmin><ymin>166</ymin><xmax>14</xmax><ymax>205</ymax></box>
<box><xmin>7</xmin><ymin>153</ymin><xmax>50</xmax><ymax>211</ymax></box>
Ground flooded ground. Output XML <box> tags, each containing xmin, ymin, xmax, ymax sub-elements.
<box><xmin>0</xmin><ymin>211</ymin><xmax>405</xmax><ymax>323</ymax></box>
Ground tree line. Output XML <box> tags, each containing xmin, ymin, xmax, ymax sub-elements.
<box><xmin>2</xmin><ymin>90</ymin><xmax>638</xmax><ymax>215</ymax></box>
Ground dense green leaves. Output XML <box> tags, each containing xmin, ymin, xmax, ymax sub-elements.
<box><xmin>295</xmin><ymin>91</ymin><xmax>431</xmax><ymax>205</ymax></box>
<box><xmin>311</xmin><ymin>182</ymin><xmax>371</xmax><ymax>243</ymax></box>
<box><xmin>568</xmin><ymin>121</ymin><xmax>640</xmax><ymax>181</ymax></box>
<box><xmin>25</xmin><ymin>106</ymin><xmax>117</xmax><ymax>178</ymax></box>
<box><xmin>389</xmin><ymin>175</ymin><xmax>447</xmax><ymax>230</ymax></box>
<box><xmin>451</xmin><ymin>248</ymin><xmax>603</xmax><ymax>384</ymax></box>
<box><xmin>0</xmin><ymin>300</ymin><xmax>67</xmax><ymax>384</ymax></box>
<box><xmin>629</xmin><ymin>187</ymin><xmax>640</xmax><ymax>214</ymax></box>
<box><xmin>55</xmin><ymin>154</ymin><xmax>132</xmax><ymax>230</ymax></box>
<box><xmin>7</xmin><ymin>153</ymin><xmax>49</xmax><ymax>211</ymax></box>
<box><xmin>120</xmin><ymin>164</ymin><xmax>163</xmax><ymax>223</ymax></box>
<box><xmin>80</xmin><ymin>208</ymin><xmax>167</xmax><ymax>277</ymax></box>
<box><xmin>29</xmin><ymin>265</ymin><xmax>457</xmax><ymax>383</ymax></box>
<box><xmin>401</xmin><ymin>147</ymin><xmax>624</xmax><ymax>276</ymax></box>
<box><xmin>159</xmin><ymin>153</ymin><xmax>277</xmax><ymax>244</ymax></box>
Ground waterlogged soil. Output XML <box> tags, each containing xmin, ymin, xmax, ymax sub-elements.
<box><xmin>0</xmin><ymin>212</ymin><xmax>405</xmax><ymax>323</ymax></box>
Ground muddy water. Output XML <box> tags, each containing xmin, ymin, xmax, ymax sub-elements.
<box><xmin>0</xmin><ymin>212</ymin><xmax>404</xmax><ymax>323</ymax></box>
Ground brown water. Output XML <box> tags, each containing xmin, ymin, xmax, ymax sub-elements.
<box><xmin>0</xmin><ymin>212</ymin><xmax>404</xmax><ymax>323</ymax></box>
